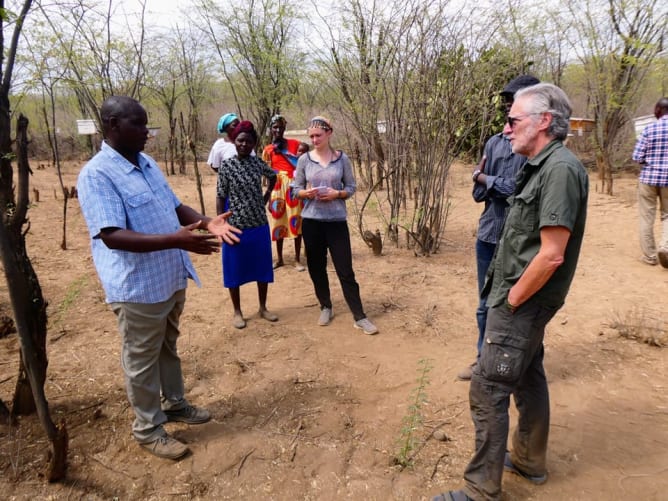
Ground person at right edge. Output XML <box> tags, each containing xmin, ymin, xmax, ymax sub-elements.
<box><xmin>632</xmin><ymin>97</ymin><xmax>668</xmax><ymax>268</ymax></box>
<box><xmin>432</xmin><ymin>83</ymin><xmax>589</xmax><ymax>501</ymax></box>
<box><xmin>458</xmin><ymin>75</ymin><xmax>540</xmax><ymax>381</ymax></box>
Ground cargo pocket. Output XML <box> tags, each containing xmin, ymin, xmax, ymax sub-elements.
<box><xmin>479</xmin><ymin>331</ymin><xmax>528</xmax><ymax>384</ymax></box>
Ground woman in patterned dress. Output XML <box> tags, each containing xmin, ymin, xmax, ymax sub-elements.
<box><xmin>217</xmin><ymin>121</ymin><xmax>278</xmax><ymax>329</ymax></box>
<box><xmin>262</xmin><ymin>115</ymin><xmax>305</xmax><ymax>271</ymax></box>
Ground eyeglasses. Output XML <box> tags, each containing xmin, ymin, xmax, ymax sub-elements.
<box><xmin>506</xmin><ymin>113</ymin><xmax>540</xmax><ymax>129</ymax></box>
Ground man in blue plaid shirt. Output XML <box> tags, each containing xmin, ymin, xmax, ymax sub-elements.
<box><xmin>78</xmin><ymin>96</ymin><xmax>241</xmax><ymax>460</ymax></box>
<box><xmin>632</xmin><ymin>97</ymin><xmax>668</xmax><ymax>268</ymax></box>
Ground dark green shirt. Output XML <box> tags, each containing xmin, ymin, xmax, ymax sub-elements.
<box><xmin>484</xmin><ymin>140</ymin><xmax>589</xmax><ymax>309</ymax></box>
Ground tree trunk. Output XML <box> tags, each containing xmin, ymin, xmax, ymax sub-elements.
<box><xmin>596</xmin><ymin>149</ymin><xmax>615</xmax><ymax>195</ymax></box>
<box><xmin>0</xmin><ymin>114</ymin><xmax>68</xmax><ymax>481</ymax></box>
<box><xmin>0</xmin><ymin>398</ymin><xmax>11</xmax><ymax>425</ymax></box>
<box><xmin>178</xmin><ymin>112</ymin><xmax>188</xmax><ymax>175</ymax></box>
<box><xmin>169</xmin><ymin>116</ymin><xmax>177</xmax><ymax>176</ymax></box>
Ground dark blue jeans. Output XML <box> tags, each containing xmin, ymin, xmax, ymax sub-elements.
<box><xmin>475</xmin><ymin>239</ymin><xmax>497</xmax><ymax>356</ymax></box>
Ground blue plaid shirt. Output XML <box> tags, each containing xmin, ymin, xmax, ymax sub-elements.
<box><xmin>77</xmin><ymin>142</ymin><xmax>200</xmax><ymax>304</ymax></box>
<box><xmin>633</xmin><ymin>115</ymin><xmax>668</xmax><ymax>186</ymax></box>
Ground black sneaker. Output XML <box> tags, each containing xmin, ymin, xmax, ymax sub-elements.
<box><xmin>164</xmin><ymin>405</ymin><xmax>211</xmax><ymax>424</ymax></box>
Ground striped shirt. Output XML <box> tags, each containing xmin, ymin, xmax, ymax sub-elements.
<box><xmin>291</xmin><ymin>151</ymin><xmax>356</xmax><ymax>222</ymax></box>
<box><xmin>633</xmin><ymin>115</ymin><xmax>668</xmax><ymax>186</ymax></box>
<box><xmin>77</xmin><ymin>141</ymin><xmax>199</xmax><ymax>304</ymax></box>
<box><xmin>474</xmin><ymin>133</ymin><xmax>526</xmax><ymax>244</ymax></box>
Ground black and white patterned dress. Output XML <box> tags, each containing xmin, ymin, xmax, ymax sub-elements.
<box><xmin>217</xmin><ymin>155</ymin><xmax>277</xmax><ymax>288</ymax></box>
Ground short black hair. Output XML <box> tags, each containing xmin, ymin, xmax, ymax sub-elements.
<box><xmin>100</xmin><ymin>96</ymin><xmax>143</xmax><ymax>133</ymax></box>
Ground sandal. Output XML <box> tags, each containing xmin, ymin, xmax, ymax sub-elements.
<box><xmin>259</xmin><ymin>309</ymin><xmax>278</xmax><ymax>322</ymax></box>
<box><xmin>232</xmin><ymin>313</ymin><xmax>246</xmax><ymax>329</ymax></box>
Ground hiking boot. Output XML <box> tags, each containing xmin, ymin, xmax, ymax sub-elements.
<box><xmin>658</xmin><ymin>249</ymin><xmax>668</xmax><ymax>269</ymax></box>
<box><xmin>164</xmin><ymin>404</ymin><xmax>211</xmax><ymax>425</ymax></box>
<box><xmin>354</xmin><ymin>317</ymin><xmax>379</xmax><ymax>335</ymax></box>
<box><xmin>318</xmin><ymin>307</ymin><xmax>333</xmax><ymax>326</ymax></box>
<box><xmin>457</xmin><ymin>362</ymin><xmax>476</xmax><ymax>381</ymax></box>
<box><xmin>140</xmin><ymin>434</ymin><xmax>189</xmax><ymax>460</ymax></box>
<box><xmin>504</xmin><ymin>452</ymin><xmax>547</xmax><ymax>485</ymax></box>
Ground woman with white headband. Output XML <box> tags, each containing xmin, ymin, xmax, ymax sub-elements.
<box><xmin>291</xmin><ymin>116</ymin><xmax>378</xmax><ymax>335</ymax></box>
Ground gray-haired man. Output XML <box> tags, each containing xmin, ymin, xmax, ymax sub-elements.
<box><xmin>434</xmin><ymin>83</ymin><xmax>589</xmax><ymax>501</ymax></box>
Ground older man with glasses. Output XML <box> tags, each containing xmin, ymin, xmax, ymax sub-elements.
<box><xmin>433</xmin><ymin>83</ymin><xmax>589</xmax><ymax>501</ymax></box>
<box><xmin>458</xmin><ymin>75</ymin><xmax>540</xmax><ymax>382</ymax></box>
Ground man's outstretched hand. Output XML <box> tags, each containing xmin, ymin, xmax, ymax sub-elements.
<box><xmin>205</xmin><ymin>211</ymin><xmax>242</xmax><ymax>245</ymax></box>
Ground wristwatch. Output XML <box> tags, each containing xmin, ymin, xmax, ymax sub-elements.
<box><xmin>472</xmin><ymin>169</ymin><xmax>481</xmax><ymax>182</ymax></box>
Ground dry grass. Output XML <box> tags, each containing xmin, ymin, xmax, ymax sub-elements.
<box><xmin>608</xmin><ymin>306</ymin><xmax>667</xmax><ymax>347</ymax></box>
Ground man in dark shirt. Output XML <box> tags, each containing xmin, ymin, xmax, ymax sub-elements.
<box><xmin>458</xmin><ymin>75</ymin><xmax>539</xmax><ymax>381</ymax></box>
<box><xmin>433</xmin><ymin>83</ymin><xmax>588</xmax><ymax>501</ymax></box>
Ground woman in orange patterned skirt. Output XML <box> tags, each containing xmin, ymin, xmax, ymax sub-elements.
<box><xmin>262</xmin><ymin>115</ymin><xmax>306</xmax><ymax>271</ymax></box>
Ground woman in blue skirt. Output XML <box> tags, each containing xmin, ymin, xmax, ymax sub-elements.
<box><xmin>217</xmin><ymin>121</ymin><xmax>278</xmax><ymax>329</ymax></box>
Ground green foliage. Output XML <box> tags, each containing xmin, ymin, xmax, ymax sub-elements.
<box><xmin>565</xmin><ymin>0</ymin><xmax>667</xmax><ymax>193</ymax></box>
<box><xmin>394</xmin><ymin>358</ymin><xmax>433</xmax><ymax>468</ymax></box>
<box><xmin>457</xmin><ymin>45</ymin><xmax>534</xmax><ymax>159</ymax></box>
<box><xmin>195</xmin><ymin>0</ymin><xmax>306</xmax><ymax>148</ymax></box>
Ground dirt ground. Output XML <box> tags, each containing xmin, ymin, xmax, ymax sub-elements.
<box><xmin>1</xmin><ymin>159</ymin><xmax>667</xmax><ymax>501</ymax></box>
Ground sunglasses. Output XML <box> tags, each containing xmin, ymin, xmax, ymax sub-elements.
<box><xmin>506</xmin><ymin>112</ymin><xmax>544</xmax><ymax>129</ymax></box>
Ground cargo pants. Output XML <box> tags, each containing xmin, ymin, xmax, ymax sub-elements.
<box><xmin>462</xmin><ymin>297</ymin><xmax>559</xmax><ymax>501</ymax></box>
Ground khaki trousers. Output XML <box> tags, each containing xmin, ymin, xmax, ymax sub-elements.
<box><xmin>111</xmin><ymin>289</ymin><xmax>188</xmax><ymax>443</ymax></box>
<box><xmin>638</xmin><ymin>182</ymin><xmax>668</xmax><ymax>260</ymax></box>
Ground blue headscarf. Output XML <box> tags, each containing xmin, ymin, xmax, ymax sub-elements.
<box><xmin>217</xmin><ymin>113</ymin><xmax>238</xmax><ymax>134</ymax></box>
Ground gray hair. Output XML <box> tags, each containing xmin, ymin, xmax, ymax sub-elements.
<box><xmin>515</xmin><ymin>83</ymin><xmax>572</xmax><ymax>141</ymax></box>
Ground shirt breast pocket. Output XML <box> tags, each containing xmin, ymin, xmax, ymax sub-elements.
<box><xmin>126</xmin><ymin>191</ymin><xmax>153</xmax><ymax>209</ymax></box>
<box><xmin>510</xmin><ymin>192</ymin><xmax>538</xmax><ymax>232</ymax></box>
